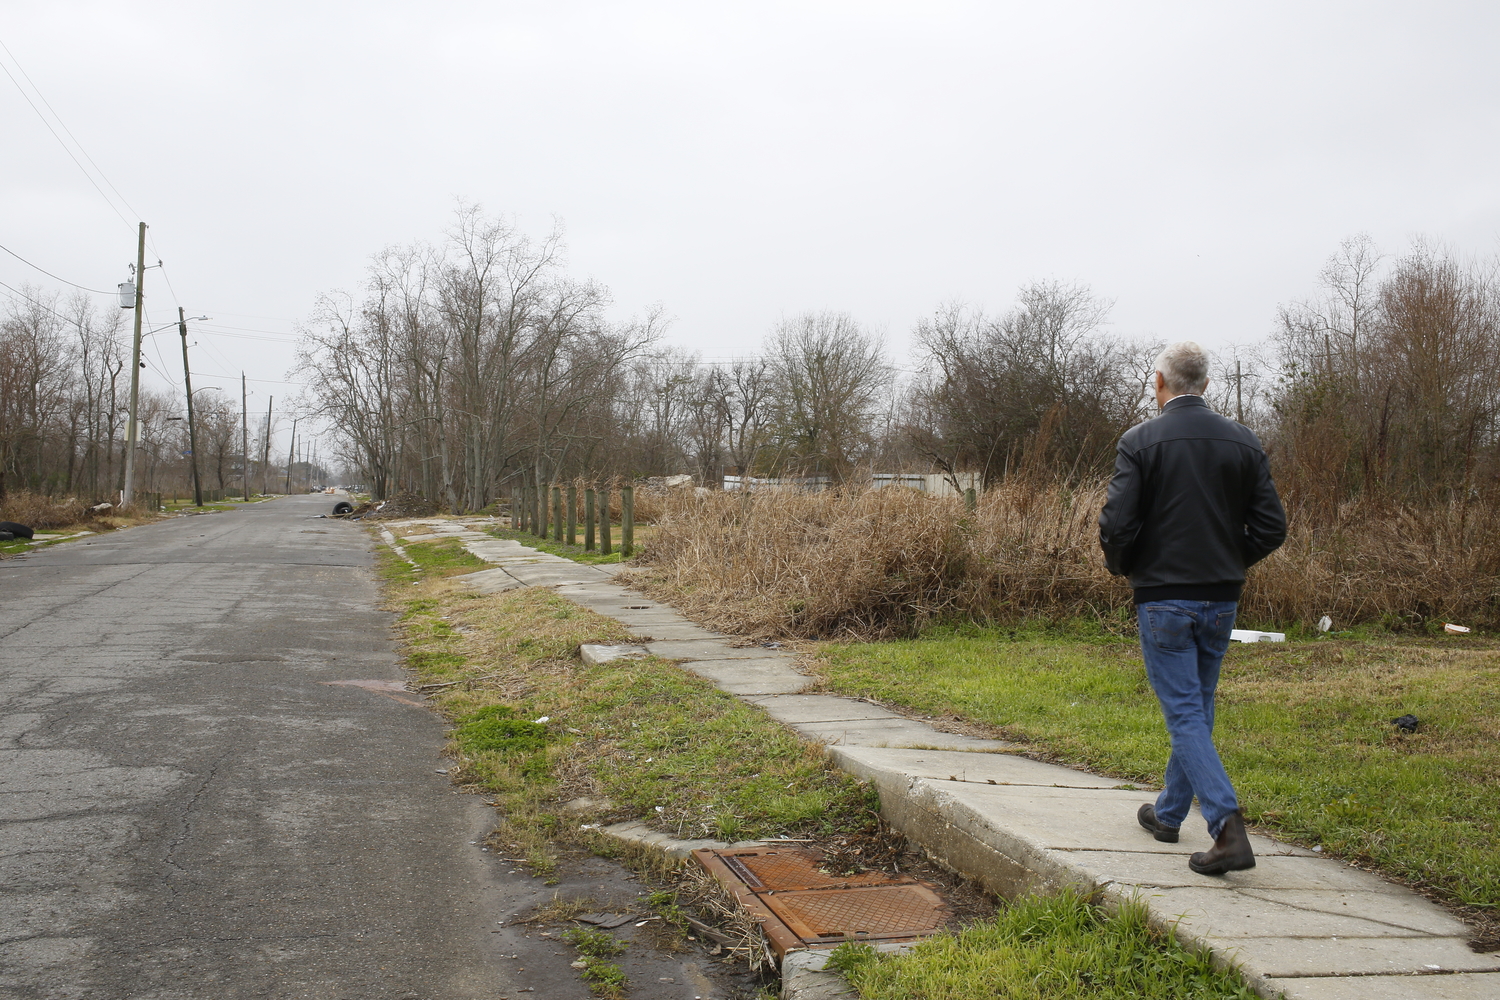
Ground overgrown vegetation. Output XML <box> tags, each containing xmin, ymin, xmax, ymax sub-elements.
<box><xmin>383</xmin><ymin>565</ymin><xmax>877</xmax><ymax>869</ymax></box>
<box><xmin>638</xmin><ymin>482</ymin><xmax>1500</xmax><ymax>638</ymax></box>
<box><xmin>0</xmin><ymin>490</ymin><xmax>161</xmax><ymax>557</ymax></box>
<box><xmin>828</xmin><ymin>891</ymin><xmax>1257</xmax><ymax>1000</ymax></box>
<box><xmin>814</xmin><ymin>630</ymin><xmax>1500</xmax><ymax>915</ymax></box>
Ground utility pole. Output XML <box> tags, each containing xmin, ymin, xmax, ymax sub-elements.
<box><xmin>241</xmin><ymin>373</ymin><xmax>250</xmax><ymax>502</ymax></box>
<box><xmin>122</xmin><ymin>222</ymin><xmax>147</xmax><ymax>507</ymax></box>
<box><xmin>284</xmin><ymin>418</ymin><xmax>297</xmax><ymax>494</ymax></box>
<box><xmin>178</xmin><ymin>307</ymin><xmax>204</xmax><ymax>507</ymax></box>
<box><xmin>261</xmin><ymin>396</ymin><xmax>273</xmax><ymax>495</ymax></box>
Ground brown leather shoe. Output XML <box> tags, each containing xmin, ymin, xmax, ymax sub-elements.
<box><xmin>1189</xmin><ymin>809</ymin><xmax>1256</xmax><ymax>875</ymax></box>
<box><xmin>1137</xmin><ymin>803</ymin><xmax>1179</xmax><ymax>843</ymax></box>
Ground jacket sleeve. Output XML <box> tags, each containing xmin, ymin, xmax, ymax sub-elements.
<box><xmin>1098</xmin><ymin>440</ymin><xmax>1143</xmax><ymax>577</ymax></box>
<box><xmin>1241</xmin><ymin>451</ymin><xmax>1287</xmax><ymax>567</ymax></box>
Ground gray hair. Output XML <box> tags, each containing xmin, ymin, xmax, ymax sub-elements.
<box><xmin>1154</xmin><ymin>341</ymin><xmax>1210</xmax><ymax>395</ymax></box>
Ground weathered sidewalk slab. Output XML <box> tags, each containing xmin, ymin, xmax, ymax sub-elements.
<box><xmin>579</xmin><ymin>644</ymin><xmax>649</xmax><ymax>665</ymax></box>
<box><xmin>828</xmin><ymin>746</ymin><xmax>1117</xmax><ymax>788</ymax></box>
<box><xmin>380</xmin><ymin>521</ymin><xmax>1500</xmax><ymax>999</ymax></box>
<box><xmin>1266</xmin><ymin>972</ymin><xmax>1500</xmax><ymax>999</ymax></box>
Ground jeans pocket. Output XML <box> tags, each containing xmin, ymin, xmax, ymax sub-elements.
<box><xmin>1144</xmin><ymin>606</ymin><xmax>1196</xmax><ymax>651</ymax></box>
<box><xmin>1205</xmin><ymin>608</ymin><xmax>1237</xmax><ymax>656</ymax></box>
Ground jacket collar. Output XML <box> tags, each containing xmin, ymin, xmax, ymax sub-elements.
<box><xmin>1163</xmin><ymin>395</ymin><xmax>1208</xmax><ymax>412</ymax></box>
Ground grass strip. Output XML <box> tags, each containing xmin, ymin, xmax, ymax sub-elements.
<box><xmin>380</xmin><ymin>537</ymin><xmax>488</xmax><ymax>580</ymax></box>
<box><xmin>828</xmin><ymin>890</ymin><xmax>1257</xmax><ymax>1000</ymax></box>
<box><xmin>382</xmin><ymin>557</ymin><xmax>876</xmax><ymax>869</ymax></box>
<box><xmin>816</xmin><ymin>630</ymin><xmax>1500</xmax><ymax>911</ymax></box>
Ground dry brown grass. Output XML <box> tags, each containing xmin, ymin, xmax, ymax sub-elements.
<box><xmin>634</xmin><ymin>483</ymin><xmax>1500</xmax><ymax>640</ymax></box>
<box><xmin>0</xmin><ymin>490</ymin><xmax>164</xmax><ymax>537</ymax></box>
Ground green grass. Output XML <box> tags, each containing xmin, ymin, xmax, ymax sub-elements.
<box><xmin>563</xmin><ymin>926</ymin><xmax>629</xmax><ymax>998</ymax></box>
<box><xmin>828</xmin><ymin>891</ymin><xmax>1257</xmax><ymax>1000</ymax></box>
<box><xmin>816</xmin><ymin>630</ymin><xmax>1500</xmax><ymax>910</ymax></box>
<box><xmin>486</xmin><ymin>525</ymin><xmax>626</xmax><ymax>564</ymax></box>
<box><xmin>380</xmin><ymin>537</ymin><xmax>488</xmax><ymax>581</ymax></box>
<box><xmin>162</xmin><ymin>500</ymin><xmax>240</xmax><ymax>513</ymax></box>
<box><xmin>391</xmin><ymin>584</ymin><xmax>877</xmax><ymax>867</ymax></box>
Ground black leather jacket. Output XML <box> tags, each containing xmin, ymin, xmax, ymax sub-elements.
<box><xmin>1098</xmin><ymin>395</ymin><xmax>1287</xmax><ymax>602</ymax></box>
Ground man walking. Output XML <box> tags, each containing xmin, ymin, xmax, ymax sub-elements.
<box><xmin>1099</xmin><ymin>342</ymin><xmax>1286</xmax><ymax>875</ymax></box>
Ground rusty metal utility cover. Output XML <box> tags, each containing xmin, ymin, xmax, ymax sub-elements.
<box><xmin>694</xmin><ymin>847</ymin><xmax>951</xmax><ymax>959</ymax></box>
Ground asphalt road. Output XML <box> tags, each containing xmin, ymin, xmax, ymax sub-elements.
<box><xmin>0</xmin><ymin>496</ymin><xmax>551</xmax><ymax>999</ymax></box>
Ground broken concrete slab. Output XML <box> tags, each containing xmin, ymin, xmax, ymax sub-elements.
<box><xmin>579</xmin><ymin>644</ymin><xmax>650</xmax><ymax>665</ymax></box>
<box><xmin>597</xmin><ymin>821</ymin><xmax>731</xmax><ymax>860</ymax></box>
<box><xmin>504</xmin><ymin>566</ymin><xmax>612</xmax><ymax>588</ymax></box>
<box><xmin>453</xmin><ymin>567</ymin><xmax>523</xmax><ymax>595</ymax></box>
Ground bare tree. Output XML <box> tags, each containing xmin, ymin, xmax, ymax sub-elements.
<box><xmin>906</xmin><ymin>284</ymin><xmax>1145</xmax><ymax>485</ymax></box>
<box><xmin>764</xmin><ymin>312</ymin><xmax>892</xmax><ymax>482</ymax></box>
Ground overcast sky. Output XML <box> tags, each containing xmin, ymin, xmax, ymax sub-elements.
<box><xmin>4</xmin><ymin>2</ymin><xmax>1498</xmax><ymax>455</ymax></box>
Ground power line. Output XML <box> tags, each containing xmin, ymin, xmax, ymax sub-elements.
<box><xmin>0</xmin><ymin>37</ymin><xmax>141</xmax><ymax>233</ymax></box>
<box><xmin>191</xmin><ymin>371</ymin><xmax>310</xmax><ymax>387</ymax></box>
<box><xmin>155</xmin><ymin>259</ymin><xmax>184</xmax><ymax>312</ymax></box>
<box><xmin>0</xmin><ymin>241</ymin><xmax>114</xmax><ymax>294</ymax></box>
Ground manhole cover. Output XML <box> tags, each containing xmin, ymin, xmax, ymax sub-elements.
<box><xmin>694</xmin><ymin>847</ymin><xmax>951</xmax><ymax>959</ymax></box>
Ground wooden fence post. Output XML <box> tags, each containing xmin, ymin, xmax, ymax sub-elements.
<box><xmin>964</xmin><ymin>487</ymin><xmax>977</xmax><ymax>513</ymax></box>
<box><xmin>584</xmin><ymin>488</ymin><xmax>596</xmax><ymax>552</ymax></box>
<box><xmin>552</xmin><ymin>486</ymin><xmax>564</xmax><ymax>543</ymax></box>
<box><xmin>566</xmin><ymin>484</ymin><xmax>577</xmax><ymax>546</ymax></box>
<box><xmin>621</xmin><ymin>485</ymin><xmax>634</xmax><ymax>558</ymax></box>
<box><xmin>600</xmin><ymin>486</ymin><xmax>613</xmax><ymax>555</ymax></box>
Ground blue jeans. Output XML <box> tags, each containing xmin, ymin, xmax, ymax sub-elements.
<box><xmin>1138</xmin><ymin>600</ymin><xmax>1240</xmax><ymax>839</ymax></box>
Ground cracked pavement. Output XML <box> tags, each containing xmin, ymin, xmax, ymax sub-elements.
<box><xmin>0</xmin><ymin>496</ymin><xmax>541</xmax><ymax>999</ymax></box>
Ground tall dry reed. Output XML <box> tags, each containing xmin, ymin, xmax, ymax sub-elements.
<box><xmin>635</xmin><ymin>483</ymin><xmax>1500</xmax><ymax>640</ymax></box>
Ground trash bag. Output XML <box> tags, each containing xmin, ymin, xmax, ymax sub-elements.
<box><xmin>0</xmin><ymin>521</ymin><xmax>34</xmax><ymax>539</ymax></box>
<box><xmin>332</xmin><ymin>501</ymin><xmax>354</xmax><ymax>515</ymax></box>
<box><xmin>0</xmin><ymin>531</ymin><xmax>13</xmax><ymax>542</ymax></box>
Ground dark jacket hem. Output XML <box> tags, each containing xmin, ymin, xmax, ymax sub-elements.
<box><xmin>1132</xmin><ymin>583</ymin><xmax>1243</xmax><ymax>604</ymax></box>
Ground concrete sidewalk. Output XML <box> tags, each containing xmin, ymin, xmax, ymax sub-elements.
<box><xmin>389</xmin><ymin>519</ymin><xmax>1500</xmax><ymax>1000</ymax></box>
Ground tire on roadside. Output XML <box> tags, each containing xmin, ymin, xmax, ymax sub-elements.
<box><xmin>0</xmin><ymin>521</ymin><xmax>34</xmax><ymax>539</ymax></box>
<box><xmin>332</xmin><ymin>501</ymin><xmax>354</xmax><ymax>516</ymax></box>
